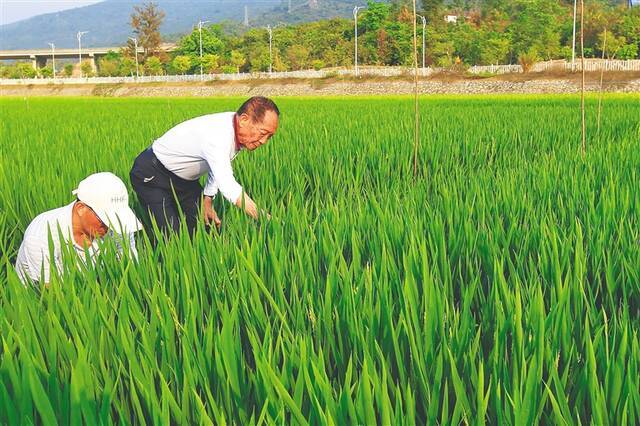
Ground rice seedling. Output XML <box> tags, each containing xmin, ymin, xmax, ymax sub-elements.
<box><xmin>1</xmin><ymin>95</ymin><xmax>639</xmax><ymax>424</ymax></box>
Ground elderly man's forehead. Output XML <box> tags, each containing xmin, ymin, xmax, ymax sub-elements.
<box><xmin>260</xmin><ymin>113</ymin><xmax>278</xmax><ymax>130</ymax></box>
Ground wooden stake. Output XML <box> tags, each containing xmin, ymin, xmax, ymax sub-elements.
<box><xmin>580</xmin><ymin>0</ymin><xmax>586</xmax><ymax>157</ymax></box>
<box><xmin>597</xmin><ymin>28</ymin><xmax>607</xmax><ymax>136</ymax></box>
<box><xmin>412</xmin><ymin>0</ymin><xmax>419</xmax><ymax>177</ymax></box>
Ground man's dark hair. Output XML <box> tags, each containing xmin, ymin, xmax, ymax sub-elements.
<box><xmin>237</xmin><ymin>96</ymin><xmax>280</xmax><ymax>123</ymax></box>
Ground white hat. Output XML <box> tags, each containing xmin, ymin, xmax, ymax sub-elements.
<box><xmin>72</xmin><ymin>172</ymin><xmax>142</xmax><ymax>234</ymax></box>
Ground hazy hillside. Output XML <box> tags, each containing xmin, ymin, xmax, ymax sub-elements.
<box><xmin>0</xmin><ymin>0</ymin><xmax>368</xmax><ymax>50</ymax></box>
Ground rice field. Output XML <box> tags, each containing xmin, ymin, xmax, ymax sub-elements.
<box><xmin>1</xmin><ymin>95</ymin><xmax>639</xmax><ymax>424</ymax></box>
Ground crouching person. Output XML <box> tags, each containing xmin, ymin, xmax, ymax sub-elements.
<box><xmin>14</xmin><ymin>172</ymin><xmax>142</xmax><ymax>285</ymax></box>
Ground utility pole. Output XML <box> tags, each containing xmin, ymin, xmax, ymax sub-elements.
<box><xmin>267</xmin><ymin>25</ymin><xmax>274</xmax><ymax>74</ymax></box>
<box><xmin>267</xmin><ymin>23</ymin><xmax>286</xmax><ymax>74</ymax></box>
<box><xmin>77</xmin><ymin>31</ymin><xmax>88</xmax><ymax>77</ymax></box>
<box><xmin>129</xmin><ymin>37</ymin><xmax>139</xmax><ymax>78</ymax></box>
<box><xmin>353</xmin><ymin>6</ymin><xmax>365</xmax><ymax>77</ymax></box>
<box><xmin>198</xmin><ymin>20</ymin><xmax>210</xmax><ymax>80</ymax></box>
<box><xmin>48</xmin><ymin>43</ymin><xmax>56</xmax><ymax>80</ymax></box>
<box><xmin>244</xmin><ymin>5</ymin><xmax>249</xmax><ymax>26</ymax></box>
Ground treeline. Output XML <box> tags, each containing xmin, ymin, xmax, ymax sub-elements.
<box><xmin>1</xmin><ymin>0</ymin><xmax>638</xmax><ymax>78</ymax></box>
<box><xmin>142</xmin><ymin>0</ymin><xmax>640</xmax><ymax>74</ymax></box>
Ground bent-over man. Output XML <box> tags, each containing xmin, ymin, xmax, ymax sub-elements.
<box><xmin>129</xmin><ymin>96</ymin><xmax>279</xmax><ymax>234</ymax></box>
<box><xmin>15</xmin><ymin>172</ymin><xmax>142</xmax><ymax>284</ymax></box>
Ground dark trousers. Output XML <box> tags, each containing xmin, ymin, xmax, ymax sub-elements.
<box><xmin>130</xmin><ymin>148</ymin><xmax>203</xmax><ymax>235</ymax></box>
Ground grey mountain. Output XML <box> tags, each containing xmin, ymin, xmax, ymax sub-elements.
<box><xmin>0</xmin><ymin>0</ymin><xmax>367</xmax><ymax>50</ymax></box>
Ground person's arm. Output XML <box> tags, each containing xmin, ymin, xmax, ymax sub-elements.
<box><xmin>17</xmin><ymin>245</ymin><xmax>51</xmax><ymax>286</ymax></box>
<box><xmin>128</xmin><ymin>232</ymin><xmax>139</xmax><ymax>260</ymax></box>
<box><xmin>111</xmin><ymin>231</ymin><xmax>138</xmax><ymax>261</ymax></box>
<box><xmin>203</xmin><ymin>144</ymin><xmax>269</xmax><ymax>221</ymax></box>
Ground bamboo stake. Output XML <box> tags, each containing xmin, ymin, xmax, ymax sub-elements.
<box><xmin>580</xmin><ymin>0</ymin><xmax>586</xmax><ymax>157</ymax></box>
<box><xmin>412</xmin><ymin>0</ymin><xmax>419</xmax><ymax>178</ymax></box>
<box><xmin>597</xmin><ymin>28</ymin><xmax>607</xmax><ymax>136</ymax></box>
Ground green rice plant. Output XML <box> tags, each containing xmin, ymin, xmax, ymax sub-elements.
<box><xmin>0</xmin><ymin>94</ymin><xmax>639</xmax><ymax>424</ymax></box>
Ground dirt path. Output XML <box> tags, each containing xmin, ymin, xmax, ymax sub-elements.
<box><xmin>2</xmin><ymin>72</ymin><xmax>639</xmax><ymax>97</ymax></box>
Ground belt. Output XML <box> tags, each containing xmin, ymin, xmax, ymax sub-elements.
<box><xmin>146</xmin><ymin>147</ymin><xmax>173</xmax><ymax>176</ymax></box>
<box><xmin>144</xmin><ymin>147</ymin><xmax>199</xmax><ymax>186</ymax></box>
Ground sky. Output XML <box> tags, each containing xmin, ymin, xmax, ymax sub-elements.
<box><xmin>0</xmin><ymin>0</ymin><xmax>104</xmax><ymax>26</ymax></box>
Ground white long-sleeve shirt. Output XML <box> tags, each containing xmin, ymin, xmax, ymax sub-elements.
<box><xmin>152</xmin><ymin>112</ymin><xmax>243</xmax><ymax>202</ymax></box>
<box><xmin>14</xmin><ymin>202</ymin><xmax>137</xmax><ymax>284</ymax></box>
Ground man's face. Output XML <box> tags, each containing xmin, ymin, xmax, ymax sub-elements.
<box><xmin>78</xmin><ymin>203</ymin><xmax>109</xmax><ymax>239</ymax></box>
<box><xmin>237</xmin><ymin>110</ymin><xmax>279</xmax><ymax>151</ymax></box>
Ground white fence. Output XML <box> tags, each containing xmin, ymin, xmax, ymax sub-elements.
<box><xmin>467</xmin><ymin>64</ymin><xmax>523</xmax><ymax>74</ymax></box>
<box><xmin>469</xmin><ymin>59</ymin><xmax>640</xmax><ymax>75</ymax></box>
<box><xmin>0</xmin><ymin>67</ymin><xmax>426</xmax><ymax>85</ymax></box>
<box><xmin>2</xmin><ymin>59</ymin><xmax>639</xmax><ymax>85</ymax></box>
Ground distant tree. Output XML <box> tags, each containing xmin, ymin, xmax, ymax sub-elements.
<box><xmin>248</xmin><ymin>49</ymin><xmax>269</xmax><ymax>72</ymax></box>
<box><xmin>617</xmin><ymin>8</ymin><xmax>639</xmax><ymax>57</ymax></box>
<box><xmin>119</xmin><ymin>57</ymin><xmax>136</xmax><ymax>77</ymax></box>
<box><xmin>178</xmin><ymin>24</ymin><xmax>226</xmax><ymax>58</ymax></box>
<box><xmin>597</xmin><ymin>30</ymin><xmax>627</xmax><ymax>58</ymax></box>
<box><xmin>229</xmin><ymin>50</ymin><xmax>245</xmax><ymax>73</ymax></box>
<box><xmin>39</xmin><ymin>66</ymin><xmax>53</xmax><ymax>78</ymax></box>
<box><xmin>172</xmin><ymin>55</ymin><xmax>192</xmax><ymax>74</ymax></box>
<box><xmin>200</xmin><ymin>54</ymin><xmax>220</xmax><ymax>73</ymax></box>
<box><xmin>508</xmin><ymin>0</ymin><xmax>563</xmax><ymax>61</ymax></box>
<box><xmin>421</xmin><ymin>0</ymin><xmax>445</xmax><ymax>23</ymax></box>
<box><xmin>362</xmin><ymin>1</ymin><xmax>392</xmax><ymax>32</ymax></box>
<box><xmin>131</xmin><ymin>2</ymin><xmax>165</xmax><ymax>60</ymax></box>
<box><xmin>286</xmin><ymin>45</ymin><xmax>310</xmax><ymax>70</ymax></box>
<box><xmin>144</xmin><ymin>56</ymin><xmax>164</xmax><ymax>75</ymax></box>
<box><xmin>518</xmin><ymin>49</ymin><xmax>539</xmax><ymax>73</ymax></box>
<box><xmin>15</xmin><ymin>63</ymin><xmax>37</xmax><ymax>78</ymax></box>
<box><xmin>80</xmin><ymin>60</ymin><xmax>94</xmax><ymax>77</ymax></box>
<box><xmin>396</xmin><ymin>5</ymin><xmax>415</xmax><ymax>24</ymax></box>
<box><xmin>104</xmin><ymin>50</ymin><xmax>121</xmax><ymax>61</ymax></box>
<box><xmin>481</xmin><ymin>0</ymin><xmax>511</xmax><ymax>16</ymax></box>
<box><xmin>221</xmin><ymin>65</ymin><xmax>237</xmax><ymax>74</ymax></box>
<box><xmin>200</xmin><ymin>53</ymin><xmax>220</xmax><ymax>73</ymax></box>
<box><xmin>479</xmin><ymin>32</ymin><xmax>511</xmax><ymax>64</ymax></box>
<box><xmin>272</xmin><ymin>52</ymin><xmax>288</xmax><ymax>72</ymax></box>
<box><xmin>427</xmin><ymin>26</ymin><xmax>456</xmax><ymax>66</ymax></box>
<box><xmin>98</xmin><ymin>58</ymin><xmax>119</xmax><ymax>76</ymax></box>
<box><xmin>63</xmin><ymin>63</ymin><xmax>74</xmax><ymax>77</ymax></box>
<box><xmin>376</xmin><ymin>29</ymin><xmax>392</xmax><ymax>64</ymax></box>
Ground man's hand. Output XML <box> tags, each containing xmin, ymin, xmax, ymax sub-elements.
<box><xmin>235</xmin><ymin>192</ymin><xmax>270</xmax><ymax>221</ymax></box>
<box><xmin>203</xmin><ymin>196</ymin><xmax>221</xmax><ymax>230</ymax></box>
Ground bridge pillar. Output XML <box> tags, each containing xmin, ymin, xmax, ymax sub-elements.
<box><xmin>30</xmin><ymin>54</ymin><xmax>37</xmax><ymax>70</ymax></box>
<box><xmin>35</xmin><ymin>56</ymin><xmax>47</xmax><ymax>69</ymax></box>
<box><xmin>88</xmin><ymin>53</ymin><xmax>97</xmax><ymax>73</ymax></box>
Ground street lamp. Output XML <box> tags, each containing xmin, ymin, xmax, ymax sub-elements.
<box><xmin>267</xmin><ymin>25</ymin><xmax>274</xmax><ymax>74</ymax></box>
<box><xmin>77</xmin><ymin>31</ymin><xmax>88</xmax><ymax>77</ymax></box>
<box><xmin>129</xmin><ymin>37</ymin><xmax>139</xmax><ymax>78</ymax></box>
<box><xmin>416</xmin><ymin>14</ymin><xmax>426</xmax><ymax>70</ymax></box>
<box><xmin>198</xmin><ymin>20</ymin><xmax>210</xmax><ymax>80</ymax></box>
<box><xmin>47</xmin><ymin>42</ymin><xmax>56</xmax><ymax>80</ymax></box>
<box><xmin>353</xmin><ymin>5</ymin><xmax>366</xmax><ymax>77</ymax></box>
<box><xmin>266</xmin><ymin>22</ymin><xmax>286</xmax><ymax>74</ymax></box>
